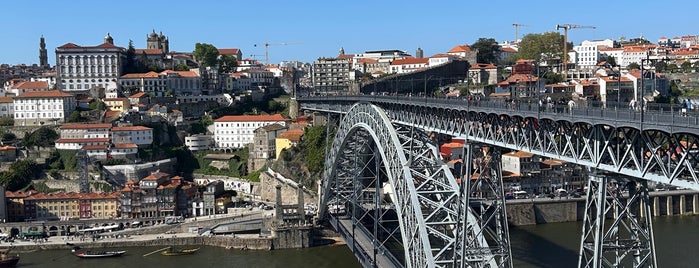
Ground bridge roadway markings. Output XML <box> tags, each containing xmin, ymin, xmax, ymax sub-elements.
<box><xmin>337</xmin><ymin>218</ymin><xmax>398</xmax><ymax>268</ymax></box>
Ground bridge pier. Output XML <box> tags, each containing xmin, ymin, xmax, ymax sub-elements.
<box><xmin>694</xmin><ymin>194</ymin><xmax>699</xmax><ymax>214</ymax></box>
<box><xmin>578</xmin><ymin>173</ymin><xmax>657</xmax><ymax>268</ymax></box>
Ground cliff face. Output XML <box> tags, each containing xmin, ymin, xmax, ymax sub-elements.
<box><xmin>269</xmin><ymin>153</ymin><xmax>319</xmax><ymax>192</ymax></box>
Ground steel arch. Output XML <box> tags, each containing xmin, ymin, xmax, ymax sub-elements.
<box><xmin>319</xmin><ymin>103</ymin><xmax>495</xmax><ymax>268</ymax></box>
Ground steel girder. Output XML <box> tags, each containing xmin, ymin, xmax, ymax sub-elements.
<box><xmin>579</xmin><ymin>174</ymin><xmax>657</xmax><ymax>268</ymax></box>
<box><xmin>320</xmin><ymin>103</ymin><xmax>495</xmax><ymax>268</ymax></box>
<box><xmin>301</xmin><ymin>100</ymin><xmax>699</xmax><ymax>190</ymax></box>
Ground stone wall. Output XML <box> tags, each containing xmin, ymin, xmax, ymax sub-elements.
<box><xmin>259</xmin><ymin>171</ymin><xmax>316</xmax><ymax>205</ymax></box>
<box><xmin>506</xmin><ymin>199</ymin><xmax>585</xmax><ymax>226</ymax></box>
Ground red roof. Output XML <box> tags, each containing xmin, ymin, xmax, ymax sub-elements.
<box><xmin>120</xmin><ymin>71</ymin><xmax>159</xmax><ymax>79</ymax></box>
<box><xmin>130</xmin><ymin>92</ymin><xmax>147</xmax><ymax>98</ymax></box>
<box><xmin>161</xmin><ymin>70</ymin><xmax>199</xmax><ymax>78</ymax></box>
<box><xmin>82</xmin><ymin>144</ymin><xmax>108</xmax><ymax>150</ymax></box>
<box><xmin>112</xmin><ymin>126</ymin><xmax>151</xmax><ymax>132</ymax></box>
<box><xmin>60</xmin><ymin>123</ymin><xmax>112</xmax><ymax>130</ymax></box>
<box><xmin>218</xmin><ymin>48</ymin><xmax>240</xmax><ymax>55</ymax></box>
<box><xmin>113</xmin><ymin>143</ymin><xmax>138</xmax><ymax>149</ymax></box>
<box><xmin>391</xmin><ymin>57</ymin><xmax>429</xmax><ymax>65</ymax></box>
<box><xmin>278</xmin><ymin>129</ymin><xmax>304</xmax><ymax>141</ymax></box>
<box><xmin>215</xmin><ymin>114</ymin><xmax>287</xmax><ymax>122</ymax></box>
<box><xmin>135</xmin><ymin>49</ymin><xmax>164</xmax><ymax>55</ymax></box>
<box><xmin>448</xmin><ymin>45</ymin><xmax>472</xmax><ymax>53</ymax></box>
<box><xmin>15</xmin><ymin>81</ymin><xmax>49</xmax><ymax>89</ymax></box>
<box><xmin>16</xmin><ymin>90</ymin><xmax>73</xmax><ymax>98</ymax></box>
<box><xmin>0</xmin><ymin>97</ymin><xmax>13</xmax><ymax>103</ymax></box>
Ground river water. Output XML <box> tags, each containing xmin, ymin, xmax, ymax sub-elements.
<box><xmin>17</xmin><ymin>216</ymin><xmax>698</xmax><ymax>267</ymax></box>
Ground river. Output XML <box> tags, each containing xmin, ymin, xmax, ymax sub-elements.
<box><xmin>17</xmin><ymin>216</ymin><xmax>698</xmax><ymax>267</ymax></box>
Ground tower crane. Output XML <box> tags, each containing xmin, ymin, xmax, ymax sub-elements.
<box><xmin>253</xmin><ymin>42</ymin><xmax>302</xmax><ymax>65</ymax></box>
<box><xmin>555</xmin><ymin>24</ymin><xmax>596</xmax><ymax>80</ymax></box>
<box><xmin>512</xmin><ymin>23</ymin><xmax>529</xmax><ymax>43</ymax></box>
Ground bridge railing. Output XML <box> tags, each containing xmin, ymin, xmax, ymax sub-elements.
<box><xmin>299</xmin><ymin>95</ymin><xmax>699</xmax><ymax>130</ymax></box>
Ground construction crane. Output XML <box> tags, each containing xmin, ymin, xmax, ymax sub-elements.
<box><xmin>556</xmin><ymin>24</ymin><xmax>596</xmax><ymax>80</ymax></box>
<box><xmin>512</xmin><ymin>23</ymin><xmax>529</xmax><ymax>43</ymax></box>
<box><xmin>253</xmin><ymin>42</ymin><xmax>302</xmax><ymax>66</ymax></box>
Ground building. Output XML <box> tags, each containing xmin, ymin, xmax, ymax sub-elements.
<box><xmin>8</xmin><ymin>81</ymin><xmax>50</xmax><ymax>97</ymax></box>
<box><xmin>39</xmin><ymin>35</ymin><xmax>49</xmax><ymax>67</ymax></box>
<box><xmin>13</xmin><ymin>90</ymin><xmax>76</xmax><ymax>126</ymax></box>
<box><xmin>111</xmin><ymin>125</ymin><xmax>153</xmax><ymax>147</ymax></box>
<box><xmin>185</xmin><ymin>135</ymin><xmax>214</xmax><ymax>151</ymax></box>
<box><xmin>55</xmin><ymin>34</ymin><xmax>126</xmax><ymax>92</ymax></box>
<box><xmin>55</xmin><ymin>137</ymin><xmax>110</xmax><ymax>150</ymax></box>
<box><xmin>218</xmin><ymin>48</ymin><xmax>242</xmax><ymax>61</ymax></box>
<box><xmin>0</xmin><ymin>146</ymin><xmax>17</xmax><ymax>162</ymax></box>
<box><xmin>390</xmin><ymin>57</ymin><xmax>430</xmax><ymax>74</ymax></box>
<box><xmin>312</xmin><ymin>55</ymin><xmax>353</xmax><ymax>92</ymax></box>
<box><xmin>572</xmin><ymin>39</ymin><xmax>616</xmax><ymax>71</ymax></box>
<box><xmin>468</xmin><ymin>63</ymin><xmax>500</xmax><ymax>85</ymax></box>
<box><xmin>447</xmin><ymin>45</ymin><xmax>478</xmax><ymax>65</ymax></box>
<box><xmin>119</xmin><ymin>70</ymin><xmax>202</xmax><ymax>97</ymax></box>
<box><xmin>79</xmin><ymin>192</ymin><xmax>119</xmax><ymax>219</ymax></box>
<box><xmin>139</xmin><ymin>171</ymin><xmax>171</xmax><ymax>218</ymax></box>
<box><xmin>23</xmin><ymin>192</ymin><xmax>81</xmax><ymax>221</ymax></box>
<box><xmin>249</xmin><ymin>123</ymin><xmax>288</xmax><ymax>172</ymax></box>
<box><xmin>0</xmin><ymin>97</ymin><xmax>14</xmax><ymax>118</ymax></box>
<box><xmin>213</xmin><ymin>114</ymin><xmax>289</xmax><ymax>149</ymax></box>
<box><xmin>119</xmin><ymin>180</ymin><xmax>142</xmax><ymax>219</ymax></box>
<box><xmin>275</xmin><ymin>129</ymin><xmax>304</xmax><ymax>160</ymax></box>
<box><xmin>5</xmin><ymin>190</ymin><xmax>37</xmax><ymax>222</ymax></box>
<box><xmin>203</xmin><ymin>181</ymin><xmax>224</xmax><ymax>216</ymax></box>
<box><xmin>501</xmin><ymin>151</ymin><xmax>541</xmax><ymax>178</ymax></box>
<box><xmin>103</xmin><ymin>98</ymin><xmax>130</xmax><ymax>112</ymax></box>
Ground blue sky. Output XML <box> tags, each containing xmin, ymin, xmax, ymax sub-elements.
<box><xmin>2</xmin><ymin>0</ymin><xmax>698</xmax><ymax>66</ymax></box>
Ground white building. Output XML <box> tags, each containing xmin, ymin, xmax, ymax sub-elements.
<box><xmin>8</xmin><ymin>81</ymin><xmax>50</xmax><ymax>97</ymax></box>
<box><xmin>111</xmin><ymin>126</ymin><xmax>153</xmax><ymax>146</ymax></box>
<box><xmin>55</xmin><ymin>34</ymin><xmax>125</xmax><ymax>92</ymax></box>
<box><xmin>573</xmin><ymin>39</ymin><xmax>615</xmax><ymax>71</ymax></box>
<box><xmin>185</xmin><ymin>135</ymin><xmax>213</xmax><ymax>151</ymax></box>
<box><xmin>427</xmin><ymin>54</ymin><xmax>456</xmax><ymax>68</ymax></box>
<box><xmin>60</xmin><ymin>123</ymin><xmax>111</xmax><ymax>139</ymax></box>
<box><xmin>119</xmin><ymin>70</ymin><xmax>202</xmax><ymax>97</ymax></box>
<box><xmin>390</xmin><ymin>57</ymin><xmax>430</xmax><ymax>74</ymax></box>
<box><xmin>0</xmin><ymin>97</ymin><xmax>13</xmax><ymax>118</ymax></box>
<box><xmin>13</xmin><ymin>90</ymin><xmax>76</xmax><ymax>126</ymax></box>
<box><xmin>55</xmin><ymin>138</ymin><xmax>110</xmax><ymax>150</ymax></box>
<box><xmin>214</xmin><ymin>114</ymin><xmax>289</xmax><ymax>149</ymax></box>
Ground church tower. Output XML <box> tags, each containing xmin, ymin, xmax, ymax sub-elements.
<box><xmin>39</xmin><ymin>35</ymin><xmax>48</xmax><ymax>67</ymax></box>
<box><xmin>416</xmin><ymin>47</ymin><xmax>424</xmax><ymax>58</ymax></box>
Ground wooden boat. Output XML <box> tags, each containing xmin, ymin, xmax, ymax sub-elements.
<box><xmin>160</xmin><ymin>247</ymin><xmax>200</xmax><ymax>256</ymax></box>
<box><xmin>0</xmin><ymin>248</ymin><xmax>19</xmax><ymax>267</ymax></box>
<box><xmin>74</xmin><ymin>250</ymin><xmax>126</xmax><ymax>258</ymax></box>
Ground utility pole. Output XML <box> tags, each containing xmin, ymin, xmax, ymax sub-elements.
<box><xmin>555</xmin><ymin>24</ymin><xmax>596</xmax><ymax>81</ymax></box>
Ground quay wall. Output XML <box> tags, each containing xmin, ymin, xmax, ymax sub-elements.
<box><xmin>8</xmin><ymin>236</ymin><xmax>274</xmax><ymax>253</ymax></box>
<box><xmin>506</xmin><ymin>190</ymin><xmax>699</xmax><ymax>226</ymax></box>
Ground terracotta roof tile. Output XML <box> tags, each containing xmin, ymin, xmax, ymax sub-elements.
<box><xmin>112</xmin><ymin>126</ymin><xmax>151</xmax><ymax>131</ymax></box>
<box><xmin>113</xmin><ymin>143</ymin><xmax>138</xmax><ymax>149</ymax></box>
<box><xmin>0</xmin><ymin>97</ymin><xmax>13</xmax><ymax>103</ymax></box>
<box><xmin>448</xmin><ymin>45</ymin><xmax>472</xmax><ymax>53</ymax></box>
<box><xmin>15</xmin><ymin>81</ymin><xmax>49</xmax><ymax>89</ymax></box>
<box><xmin>218</xmin><ymin>48</ymin><xmax>240</xmax><ymax>55</ymax></box>
<box><xmin>120</xmin><ymin>71</ymin><xmax>159</xmax><ymax>79</ymax></box>
<box><xmin>130</xmin><ymin>92</ymin><xmax>147</xmax><ymax>98</ymax></box>
<box><xmin>16</xmin><ymin>90</ymin><xmax>73</xmax><ymax>98</ymax></box>
<box><xmin>60</xmin><ymin>123</ymin><xmax>112</xmax><ymax>130</ymax></box>
<box><xmin>56</xmin><ymin>138</ymin><xmax>110</xmax><ymax>143</ymax></box>
<box><xmin>278</xmin><ymin>129</ymin><xmax>304</xmax><ymax>141</ymax></box>
<box><xmin>135</xmin><ymin>49</ymin><xmax>164</xmax><ymax>55</ymax></box>
<box><xmin>391</xmin><ymin>57</ymin><xmax>429</xmax><ymax>65</ymax></box>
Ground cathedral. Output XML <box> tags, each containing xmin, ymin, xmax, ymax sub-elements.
<box><xmin>146</xmin><ymin>29</ymin><xmax>169</xmax><ymax>54</ymax></box>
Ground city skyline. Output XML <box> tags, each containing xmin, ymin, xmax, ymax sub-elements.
<box><xmin>2</xmin><ymin>0</ymin><xmax>698</xmax><ymax>66</ymax></box>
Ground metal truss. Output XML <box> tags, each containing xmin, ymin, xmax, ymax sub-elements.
<box><xmin>463</xmin><ymin>143</ymin><xmax>513</xmax><ymax>268</ymax></box>
<box><xmin>302</xmin><ymin>98</ymin><xmax>699</xmax><ymax>191</ymax></box>
<box><xmin>579</xmin><ymin>173</ymin><xmax>657</xmax><ymax>268</ymax></box>
<box><xmin>319</xmin><ymin>103</ymin><xmax>496</xmax><ymax>268</ymax></box>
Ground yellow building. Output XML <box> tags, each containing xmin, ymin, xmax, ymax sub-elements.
<box><xmin>24</xmin><ymin>192</ymin><xmax>81</xmax><ymax>220</ymax></box>
<box><xmin>81</xmin><ymin>192</ymin><xmax>119</xmax><ymax>219</ymax></box>
<box><xmin>275</xmin><ymin>129</ymin><xmax>304</xmax><ymax>159</ymax></box>
<box><xmin>102</xmin><ymin>98</ymin><xmax>130</xmax><ymax>112</ymax></box>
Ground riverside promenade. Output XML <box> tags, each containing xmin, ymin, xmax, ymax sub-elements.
<box><xmin>2</xmin><ymin>207</ymin><xmax>278</xmax><ymax>252</ymax></box>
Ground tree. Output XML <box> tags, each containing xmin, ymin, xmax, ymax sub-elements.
<box><xmin>1</xmin><ymin>132</ymin><xmax>16</xmax><ymax>142</ymax></box>
<box><xmin>517</xmin><ymin>32</ymin><xmax>570</xmax><ymax>61</ymax></box>
<box><xmin>667</xmin><ymin>63</ymin><xmax>679</xmax><ymax>73</ymax></box>
<box><xmin>471</xmin><ymin>38</ymin><xmax>502</xmax><ymax>64</ymax></box>
<box><xmin>0</xmin><ymin>159</ymin><xmax>41</xmax><ymax>191</ymax></box>
<box><xmin>681</xmin><ymin>61</ymin><xmax>692</xmax><ymax>73</ymax></box>
<box><xmin>23</xmin><ymin>126</ymin><xmax>59</xmax><ymax>148</ymax></box>
<box><xmin>600</xmin><ymin>55</ymin><xmax>618</xmax><ymax>67</ymax></box>
<box><xmin>627</xmin><ymin>62</ymin><xmax>640</xmax><ymax>70</ymax></box>
<box><xmin>68</xmin><ymin>111</ymin><xmax>84</xmax><ymax>123</ymax></box>
<box><xmin>655</xmin><ymin>61</ymin><xmax>667</xmax><ymax>73</ymax></box>
<box><xmin>124</xmin><ymin>40</ymin><xmax>138</xmax><ymax>74</ymax></box>
<box><xmin>174</xmin><ymin>64</ymin><xmax>190</xmax><ymax>71</ymax></box>
<box><xmin>89</xmin><ymin>100</ymin><xmax>105</xmax><ymax>111</ymax></box>
<box><xmin>218</xmin><ymin>54</ymin><xmax>238</xmax><ymax>73</ymax></box>
<box><xmin>193</xmin><ymin>43</ymin><xmax>219</xmax><ymax>67</ymax></box>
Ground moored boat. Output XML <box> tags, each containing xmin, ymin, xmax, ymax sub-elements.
<box><xmin>0</xmin><ymin>248</ymin><xmax>19</xmax><ymax>267</ymax></box>
<box><xmin>161</xmin><ymin>247</ymin><xmax>200</xmax><ymax>256</ymax></box>
<box><xmin>74</xmin><ymin>250</ymin><xmax>126</xmax><ymax>258</ymax></box>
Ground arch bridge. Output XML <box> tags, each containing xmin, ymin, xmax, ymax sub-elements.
<box><xmin>301</xmin><ymin>95</ymin><xmax>699</xmax><ymax>268</ymax></box>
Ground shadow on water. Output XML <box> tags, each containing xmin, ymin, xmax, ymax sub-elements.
<box><xmin>509</xmin><ymin>222</ymin><xmax>581</xmax><ymax>268</ymax></box>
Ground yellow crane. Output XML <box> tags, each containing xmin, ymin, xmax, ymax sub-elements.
<box><xmin>512</xmin><ymin>23</ymin><xmax>529</xmax><ymax>43</ymax></box>
<box><xmin>253</xmin><ymin>42</ymin><xmax>302</xmax><ymax>65</ymax></box>
<box><xmin>555</xmin><ymin>24</ymin><xmax>596</xmax><ymax>80</ymax></box>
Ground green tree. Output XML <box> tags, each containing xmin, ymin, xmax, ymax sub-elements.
<box><xmin>124</xmin><ymin>40</ymin><xmax>138</xmax><ymax>74</ymax></box>
<box><xmin>518</xmin><ymin>32</ymin><xmax>569</xmax><ymax>61</ymax></box>
<box><xmin>471</xmin><ymin>38</ymin><xmax>502</xmax><ymax>64</ymax></box>
<box><xmin>600</xmin><ymin>55</ymin><xmax>618</xmax><ymax>67</ymax></box>
<box><xmin>0</xmin><ymin>159</ymin><xmax>41</xmax><ymax>191</ymax></box>
<box><xmin>68</xmin><ymin>111</ymin><xmax>84</xmax><ymax>123</ymax></box>
<box><xmin>1</xmin><ymin>132</ymin><xmax>16</xmax><ymax>142</ymax></box>
<box><xmin>301</xmin><ymin>126</ymin><xmax>331</xmax><ymax>173</ymax></box>
<box><xmin>681</xmin><ymin>61</ymin><xmax>692</xmax><ymax>73</ymax></box>
<box><xmin>23</xmin><ymin>126</ymin><xmax>59</xmax><ymax>148</ymax></box>
<box><xmin>174</xmin><ymin>64</ymin><xmax>190</xmax><ymax>71</ymax></box>
<box><xmin>655</xmin><ymin>61</ymin><xmax>667</xmax><ymax>73</ymax></box>
<box><xmin>543</xmin><ymin>72</ymin><xmax>565</xmax><ymax>84</ymax></box>
<box><xmin>0</xmin><ymin>117</ymin><xmax>13</xmax><ymax>126</ymax></box>
<box><xmin>218</xmin><ymin>54</ymin><xmax>238</xmax><ymax>73</ymax></box>
<box><xmin>627</xmin><ymin>62</ymin><xmax>640</xmax><ymax>70</ymax></box>
<box><xmin>89</xmin><ymin>100</ymin><xmax>105</xmax><ymax>111</ymax></box>
<box><xmin>193</xmin><ymin>43</ymin><xmax>220</xmax><ymax>67</ymax></box>
<box><xmin>667</xmin><ymin>63</ymin><xmax>679</xmax><ymax>73</ymax></box>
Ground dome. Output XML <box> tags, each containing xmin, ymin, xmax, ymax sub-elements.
<box><xmin>149</xmin><ymin>30</ymin><xmax>158</xmax><ymax>38</ymax></box>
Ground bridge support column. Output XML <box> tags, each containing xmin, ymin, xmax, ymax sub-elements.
<box><xmin>679</xmin><ymin>195</ymin><xmax>686</xmax><ymax>215</ymax></box>
<box><xmin>652</xmin><ymin>197</ymin><xmax>660</xmax><ymax>216</ymax></box>
<box><xmin>694</xmin><ymin>194</ymin><xmax>699</xmax><ymax>214</ymax></box>
<box><xmin>666</xmin><ymin>196</ymin><xmax>674</xmax><ymax>216</ymax></box>
<box><xmin>462</xmin><ymin>143</ymin><xmax>512</xmax><ymax>268</ymax></box>
<box><xmin>578</xmin><ymin>173</ymin><xmax>657</xmax><ymax>268</ymax></box>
